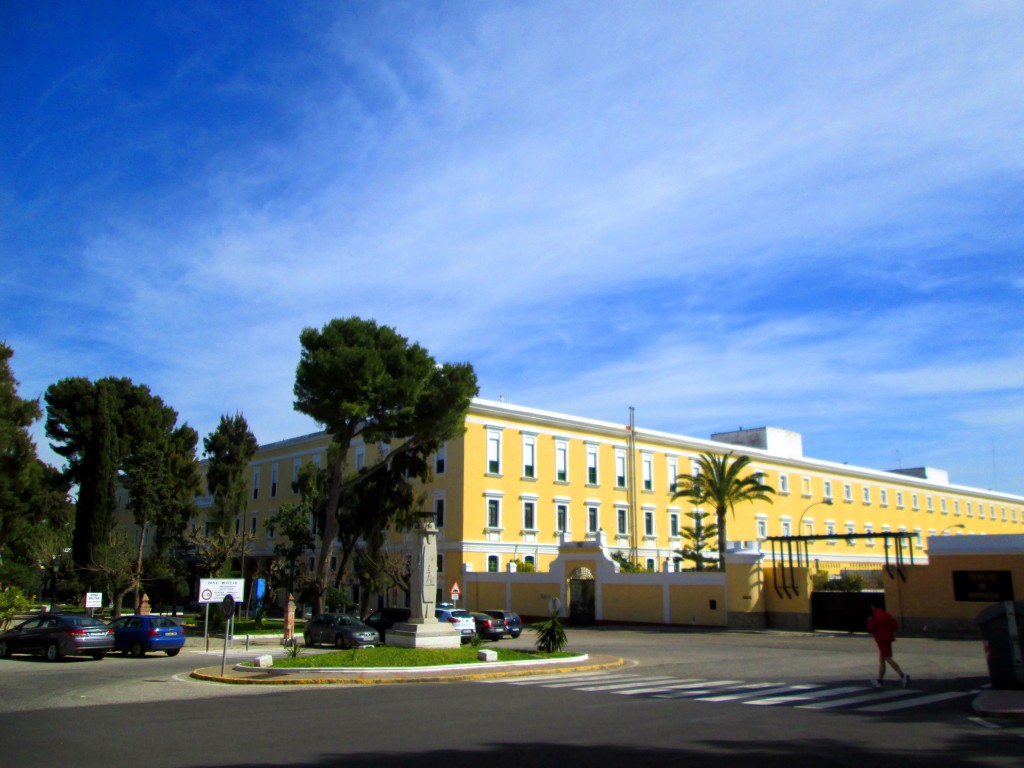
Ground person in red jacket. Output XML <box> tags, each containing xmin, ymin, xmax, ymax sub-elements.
<box><xmin>867</xmin><ymin>602</ymin><xmax>909</xmax><ymax>688</ymax></box>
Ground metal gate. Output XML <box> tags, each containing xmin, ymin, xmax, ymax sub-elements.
<box><xmin>568</xmin><ymin>567</ymin><xmax>595</xmax><ymax>626</ymax></box>
<box><xmin>811</xmin><ymin>591</ymin><xmax>882</xmax><ymax>633</ymax></box>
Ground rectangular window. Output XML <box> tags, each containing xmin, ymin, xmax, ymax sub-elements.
<box><xmin>644</xmin><ymin>510</ymin><xmax>654</xmax><ymax>536</ymax></box>
<box><xmin>781</xmin><ymin>519</ymin><xmax>791</xmax><ymax>537</ymax></box>
<box><xmin>823</xmin><ymin>480</ymin><xmax>833</xmax><ymax>499</ymax></box>
<box><xmin>862</xmin><ymin>486</ymin><xmax>871</xmax><ymax>505</ymax></box>
<box><xmin>865</xmin><ymin>524</ymin><xmax>875</xmax><ymax>546</ymax></box>
<box><xmin>802</xmin><ymin>476</ymin><xmax>812</xmax><ymax>496</ymax></box>
<box><xmin>926</xmin><ymin>496</ymin><xmax>934</xmax><ymax>512</ymax></box>
<box><xmin>966</xmin><ymin>502</ymin><xmax>973</xmax><ymax>517</ymax></box>
<box><xmin>556</xmin><ymin>503</ymin><xmax>568</xmax><ymax>533</ymax></box>
<box><xmin>555</xmin><ymin>440</ymin><xmax>568</xmax><ymax>482</ymax></box>
<box><xmin>880</xmin><ymin>489</ymin><xmax>888</xmax><ymax>507</ymax></box>
<box><xmin>355</xmin><ymin>444</ymin><xmax>365</xmax><ymax>471</ymax></box>
<box><xmin>779</xmin><ymin>474</ymin><xmax>790</xmax><ymax>494</ymax></box>
<box><xmin>615</xmin><ymin>449</ymin><xmax>627</xmax><ymax>488</ymax></box>
<box><xmin>897</xmin><ymin>491</ymin><xmax>904</xmax><ymax>509</ymax></box>
<box><xmin>487</xmin><ymin>498</ymin><xmax>501</xmax><ymax>529</ymax></box>
<box><xmin>487</xmin><ymin>430</ymin><xmax>502</xmax><ymax>475</ymax></box>
<box><xmin>270</xmin><ymin>463</ymin><xmax>278</xmax><ymax>498</ymax></box>
<box><xmin>522</xmin><ymin>434</ymin><xmax>536</xmax><ymax>479</ymax></box>
<box><xmin>641</xmin><ymin>453</ymin><xmax>653</xmax><ymax>491</ymax></box>
<box><xmin>252</xmin><ymin>467</ymin><xmax>260</xmax><ymax>500</ymax></box>
<box><xmin>434</xmin><ymin>496</ymin><xmax>446</xmax><ymax>528</ymax></box>
<box><xmin>825</xmin><ymin>521</ymin><xmax>836</xmax><ymax>538</ymax></box>
<box><xmin>587</xmin><ymin>506</ymin><xmax>599</xmax><ymax>533</ymax></box>
<box><xmin>953</xmin><ymin>500</ymin><xmax>960</xmax><ymax>516</ymax></box>
<box><xmin>846</xmin><ymin>522</ymin><xmax>855</xmax><ymax>538</ymax></box>
<box><xmin>487</xmin><ymin>555</ymin><xmax>499</xmax><ymax>573</ymax></box>
<box><xmin>292</xmin><ymin>460</ymin><xmax>300</xmax><ymax>486</ymax></box>
<box><xmin>940</xmin><ymin>498</ymin><xmax>948</xmax><ymax>515</ymax></box>
<box><xmin>586</xmin><ymin>444</ymin><xmax>599</xmax><ymax>485</ymax></box>
<box><xmin>843</xmin><ymin>483</ymin><xmax>852</xmax><ymax>502</ymax></box>
<box><xmin>235</xmin><ymin>517</ymin><xmax>241</xmax><ymax>534</ymax></box>
<box><xmin>523</xmin><ymin>500</ymin><xmax>536</xmax><ymax>530</ymax></box>
<box><xmin>309</xmin><ymin>512</ymin><xmax>317</xmax><ymax>536</ymax></box>
<box><xmin>250</xmin><ymin>515</ymin><xmax>257</xmax><ymax>536</ymax></box>
<box><xmin>669</xmin><ymin>512</ymin><xmax>680</xmax><ymax>537</ymax></box>
<box><xmin>617</xmin><ymin>508</ymin><xmax>628</xmax><ymax>535</ymax></box>
<box><xmin>434</xmin><ymin>443</ymin><xmax>446</xmax><ymax>475</ymax></box>
<box><xmin>667</xmin><ymin>457</ymin><xmax>678</xmax><ymax>493</ymax></box>
<box><xmin>756</xmin><ymin>518</ymin><xmax>767</xmax><ymax>539</ymax></box>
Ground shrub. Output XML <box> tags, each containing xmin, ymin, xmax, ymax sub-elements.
<box><xmin>0</xmin><ymin>586</ymin><xmax>31</xmax><ymax>631</ymax></box>
<box><xmin>532</xmin><ymin>610</ymin><xmax>568</xmax><ymax>654</ymax></box>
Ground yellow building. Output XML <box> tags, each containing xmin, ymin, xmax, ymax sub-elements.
<box><xmin>123</xmin><ymin>398</ymin><xmax>1024</xmax><ymax>604</ymax></box>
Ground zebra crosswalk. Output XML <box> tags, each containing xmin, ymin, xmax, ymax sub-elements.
<box><xmin>478</xmin><ymin>671</ymin><xmax>978</xmax><ymax>714</ymax></box>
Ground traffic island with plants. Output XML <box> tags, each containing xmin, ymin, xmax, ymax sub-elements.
<box><xmin>247</xmin><ymin>643</ymin><xmax>577</xmax><ymax>668</ymax></box>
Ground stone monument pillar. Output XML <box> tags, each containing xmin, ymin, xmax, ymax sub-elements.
<box><xmin>386</xmin><ymin>510</ymin><xmax>460</xmax><ymax>648</ymax></box>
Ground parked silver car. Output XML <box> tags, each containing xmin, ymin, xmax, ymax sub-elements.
<box><xmin>303</xmin><ymin>613</ymin><xmax>379</xmax><ymax>649</ymax></box>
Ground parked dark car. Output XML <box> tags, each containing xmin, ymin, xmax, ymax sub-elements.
<box><xmin>108</xmin><ymin>614</ymin><xmax>186</xmax><ymax>657</ymax></box>
<box><xmin>304</xmin><ymin>613</ymin><xmax>380</xmax><ymax>649</ymax></box>
<box><xmin>484</xmin><ymin>610</ymin><xmax>523</xmax><ymax>639</ymax></box>
<box><xmin>362</xmin><ymin>607</ymin><xmax>411</xmax><ymax>641</ymax></box>
<box><xmin>0</xmin><ymin>613</ymin><xmax>114</xmax><ymax>661</ymax></box>
<box><xmin>470</xmin><ymin>612</ymin><xmax>505</xmax><ymax>641</ymax></box>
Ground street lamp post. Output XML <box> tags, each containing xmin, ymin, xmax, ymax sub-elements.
<box><xmin>795</xmin><ymin>498</ymin><xmax>834</xmax><ymax>565</ymax></box>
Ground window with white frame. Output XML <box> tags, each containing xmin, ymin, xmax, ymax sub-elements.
<box><xmin>926</xmin><ymin>496</ymin><xmax>934</xmax><ymax>512</ymax></box>
<box><xmin>880</xmin><ymin>488</ymin><xmax>888</xmax><ymax>507</ymax></box>
<box><xmin>756</xmin><ymin>516</ymin><xmax>767</xmax><ymax>539</ymax></box>
<box><xmin>645</xmin><ymin>558</ymin><xmax>655</xmax><ymax>572</ymax></box>
<box><xmin>270</xmin><ymin>463</ymin><xmax>278</xmax><ymax>498</ymax></box>
<box><xmin>843</xmin><ymin>483</ymin><xmax>853</xmax><ymax>502</ymax></box>
<box><xmin>434</xmin><ymin>443</ymin><xmax>446</xmax><ymax>475</ymax></box>
<box><xmin>863</xmin><ymin>486</ymin><xmax>871</xmax><ymax>505</ymax></box>
<box><xmin>586</xmin><ymin>444</ymin><xmax>599</xmax><ymax>484</ymax></box>
<box><xmin>780</xmin><ymin>518</ymin><xmax>791</xmax><ymax>537</ymax></box>
<box><xmin>644</xmin><ymin>509</ymin><xmax>654</xmax><ymax>536</ymax></box>
<box><xmin>556</xmin><ymin>503</ymin><xmax>569</xmax><ymax>533</ymax></box>
<box><xmin>845</xmin><ymin>522</ymin><xmax>855</xmax><ymax>539</ymax></box>
<box><xmin>802</xmin><ymin>476</ymin><xmax>812</xmax><ymax>496</ymax></box>
<box><xmin>616</xmin><ymin>507</ymin><xmax>628</xmax><ymax>535</ymax></box>
<box><xmin>487</xmin><ymin>555</ymin><xmax>499</xmax><ymax>573</ymax></box>
<box><xmin>1002</xmin><ymin>506</ymin><xmax>1008</xmax><ymax>521</ymax></box>
<box><xmin>522</xmin><ymin>434</ymin><xmax>536</xmax><ymax>479</ymax></box>
<box><xmin>691</xmin><ymin>459</ymin><xmax>701</xmax><ymax>477</ymax></box>
<box><xmin>587</xmin><ymin>505</ymin><xmax>599</xmax><ymax>533</ymax></box>
<box><xmin>953</xmin><ymin>500</ymin><xmax>960</xmax><ymax>516</ymax></box>
<box><xmin>966</xmin><ymin>502</ymin><xmax>973</xmax><ymax>517</ymax></box>
<box><xmin>779</xmin><ymin>474</ymin><xmax>790</xmax><ymax>494</ymax></box>
<box><xmin>615</xmin><ymin>449</ymin><xmax>627</xmax><ymax>488</ymax></box>
<box><xmin>487</xmin><ymin>429</ymin><xmax>502</xmax><ymax>475</ymax></box>
<box><xmin>823</xmin><ymin>480</ymin><xmax>833</xmax><ymax>499</ymax></box>
<box><xmin>292</xmin><ymin>459</ymin><xmax>300</xmax><ymax>486</ymax></box>
<box><xmin>252</xmin><ymin>466</ymin><xmax>260</xmax><ymax>500</ymax></box>
<box><xmin>555</xmin><ymin>440</ymin><xmax>568</xmax><ymax>482</ymax></box>
<box><xmin>669</xmin><ymin>511</ymin><xmax>680</xmax><ymax>537</ymax></box>
<box><xmin>825</xmin><ymin>521</ymin><xmax>836</xmax><ymax>539</ymax></box>
<box><xmin>486</xmin><ymin>497</ymin><xmax>502</xmax><ymax>529</ymax></box>
<box><xmin>803</xmin><ymin>518</ymin><xmax>814</xmax><ymax>535</ymax></box>
<box><xmin>940</xmin><ymin>498</ymin><xmax>948</xmax><ymax>515</ymax></box>
<box><xmin>915</xmin><ymin>529</ymin><xmax>923</xmax><ymax>547</ymax></box>
<box><xmin>522</xmin><ymin>499</ymin><xmax>537</xmax><ymax>531</ymax></box>
<box><xmin>912</xmin><ymin>494</ymin><xmax>919</xmax><ymax>510</ymax></box>
<box><xmin>641</xmin><ymin>453</ymin><xmax>653</xmax><ymax>491</ymax></box>
<box><xmin>865</xmin><ymin>524</ymin><xmax>874</xmax><ymax>546</ymax></box>
<box><xmin>896</xmin><ymin>491</ymin><xmax>904</xmax><ymax>508</ymax></box>
<box><xmin>355</xmin><ymin>444</ymin><xmax>365</xmax><ymax>471</ymax></box>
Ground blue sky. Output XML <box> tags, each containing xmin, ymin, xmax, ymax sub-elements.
<box><xmin>2</xmin><ymin>2</ymin><xmax>1023</xmax><ymax>496</ymax></box>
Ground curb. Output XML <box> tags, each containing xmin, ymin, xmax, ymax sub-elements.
<box><xmin>189</xmin><ymin>654</ymin><xmax>625</xmax><ymax>686</ymax></box>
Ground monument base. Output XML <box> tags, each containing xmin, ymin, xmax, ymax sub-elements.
<box><xmin>386</xmin><ymin>620</ymin><xmax>462</xmax><ymax>649</ymax></box>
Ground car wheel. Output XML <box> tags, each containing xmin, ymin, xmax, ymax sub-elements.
<box><xmin>129</xmin><ymin>640</ymin><xmax>144</xmax><ymax>658</ymax></box>
<box><xmin>45</xmin><ymin>643</ymin><xmax>62</xmax><ymax>662</ymax></box>
<box><xmin>303</xmin><ymin>634</ymin><xmax>314</xmax><ymax>647</ymax></box>
<box><xmin>335</xmin><ymin>635</ymin><xmax>348</xmax><ymax>649</ymax></box>
<box><xmin>0</xmin><ymin>640</ymin><xmax>9</xmax><ymax>658</ymax></box>
<box><xmin>165</xmin><ymin>648</ymin><xmax>180</xmax><ymax>657</ymax></box>
<box><xmin>511</xmin><ymin>631</ymin><xmax>521</xmax><ymax>639</ymax></box>
<box><xmin>89</xmin><ymin>651</ymin><xmax>106</xmax><ymax>660</ymax></box>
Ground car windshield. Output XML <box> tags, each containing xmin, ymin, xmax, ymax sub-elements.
<box><xmin>451</xmin><ymin>610</ymin><xmax>473</xmax><ymax>618</ymax></box>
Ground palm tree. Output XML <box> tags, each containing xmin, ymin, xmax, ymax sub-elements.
<box><xmin>673</xmin><ymin>452</ymin><xmax>775</xmax><ymax>566</ymax></box>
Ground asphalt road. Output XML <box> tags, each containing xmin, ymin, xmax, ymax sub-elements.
<box><xmin>1</xmin><ymin>627</ymin><xmax>1020</xmax><ymax>768</ymax></box>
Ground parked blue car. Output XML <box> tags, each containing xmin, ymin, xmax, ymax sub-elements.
<box><xmin>108</xmin><ymin>615</ymin><xmax>186</xmax><ymax>657</ymax></box>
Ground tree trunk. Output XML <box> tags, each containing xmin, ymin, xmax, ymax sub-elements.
<box><xmin>716</xmin><ymin>505</ymin><xmax>727</xmax><ymax>568</ymax></box>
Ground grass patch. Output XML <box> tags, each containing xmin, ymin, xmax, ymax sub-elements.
<box><xmin>259</xmin><ymin>645</ymin><xmax>576</xmax><ymax>668</ymax></box>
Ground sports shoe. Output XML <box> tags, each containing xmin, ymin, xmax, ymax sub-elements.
<box><xmin>871</xmin><ymin>678</ymin><xmax>883</xmax><ymax>689</ymax></box>
<box><xmin>901</xmin><ymin>674</ymin><xmax>910</xmax><ymax>688</ymax></box>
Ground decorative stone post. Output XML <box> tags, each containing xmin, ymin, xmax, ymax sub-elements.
<box><xmin>387</xmin><ymin>510</ymin><xmax>460</xmax><ymax>648</ymax></box>
<box><xmin>284</xmin><ymin>593</ymin><xmax>296</xmax><ymax>644</ymax></box>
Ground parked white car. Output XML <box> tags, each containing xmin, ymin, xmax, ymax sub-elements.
<box><xmin>435</xmin><ymin>606</ymin><xmax>477</xmax><ymax>643</ymax></box>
